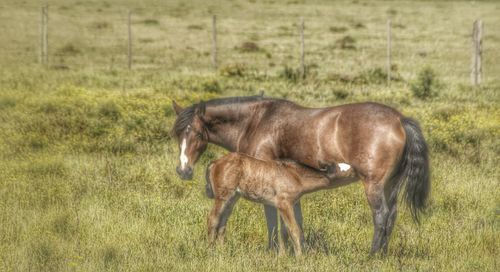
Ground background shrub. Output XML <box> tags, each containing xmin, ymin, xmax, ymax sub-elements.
<box><xmin>411</xmin><ymin>67</ymin><xmax>441</xmax><ymax>99</ymax></box>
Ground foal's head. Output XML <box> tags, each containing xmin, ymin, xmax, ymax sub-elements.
<box><xmin>172</xmin><ymin>101</ymin><xmax>209</xmax><ymax>180</ymax></box>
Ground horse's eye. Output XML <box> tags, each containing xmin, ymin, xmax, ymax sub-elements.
<box><xmin>196</xmin><ymin>132</ymin><xmax>203</xmax><ymax>139</ymax></box>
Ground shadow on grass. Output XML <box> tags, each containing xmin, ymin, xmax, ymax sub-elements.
<box><xmin>304</xmin><ymin>228</ymin><xmax>332</xmax><ymax>255</ymax></box>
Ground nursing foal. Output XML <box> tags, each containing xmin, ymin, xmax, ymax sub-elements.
<box><xmin>205</xmin><ymin>152</ymin><xmax>357</xmax><ymax>256</ymax></box>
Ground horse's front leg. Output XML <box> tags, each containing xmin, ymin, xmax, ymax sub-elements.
<box><xmin>264</xmin><ymin>205</ymin><xmax>279</xmax><ymax>250</ymax></box>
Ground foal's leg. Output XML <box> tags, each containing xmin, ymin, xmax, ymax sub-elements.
<box><xmin>215</xmin><ymin>195</ymin><xmax>240</xmax><ymax>244</ymax></box>
<box><xmin>278</xmin><ymin>202</ymin><xmax>303</xmax><ymax>257</ymax></box>
<box><xmin>208</xmin><ymin>199</ymin><xmax>226</xmax><ymax>245</ymax></box>
<box><xmin>279</xmin><ymin>200</ymin><xmax>304</xmax><ymax>248</ymax></box>
<box><xmin>264</xmin><ymin>205</ymin><xmax>279</xmax><ymax>250</ymax></box>
<box><xmin>279</xmin><ymin>216</ymin><xmax>289</xmax><ymax>248</ymax></box>
<box><xmin>363</xmin><ymin>180</ymin><xmax>390</xmax><ymax>255</ymax></box>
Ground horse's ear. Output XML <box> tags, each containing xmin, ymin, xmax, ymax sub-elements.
<box><xmin>195</xmin><ymin>101</ymin><xmax>206</xmax><ymax>117</ymax></box>
<box><xmin>172</xmin><ymin>100</ymin><xmax>184</xmax><ymax>115</ymax></box>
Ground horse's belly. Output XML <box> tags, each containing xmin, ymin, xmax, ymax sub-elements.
<box><xmin>287</xmin><ymin>146</ymin><xmax>345</xmax><ymax>172</ymax></box>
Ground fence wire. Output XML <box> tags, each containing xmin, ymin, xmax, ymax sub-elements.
<box><xmin>0</xmin><ymin>3</ymin><xmax>496</xmax><ymax>85</ymax></box>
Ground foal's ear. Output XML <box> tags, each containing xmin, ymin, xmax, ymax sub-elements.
<box><xmin>172</xmin><ymin>100</ymin><xmax>184</xmax><ymax>115</ymax></box>
<box><xmin>195</xmin><ymin>101</ymin><xmax>206</xmax><ymax>117</ymax></box>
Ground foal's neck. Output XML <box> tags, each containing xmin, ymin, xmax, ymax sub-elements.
<box><xmin>297</xmin><ymin>172</ymin><xmax>332</xmax><ymax>194</ymax></box>
<box><xmin>278</xmin><ymin>161</ymin><xmax>330</xmax><ymax>193</ymax></box>
<box><xmin>296</xmin><ymin>168</ymin><xmax>357</xmax><ymax>195</ymax></box>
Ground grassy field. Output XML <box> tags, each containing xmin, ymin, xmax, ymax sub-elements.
<box><xmin>0</xmin><ymin>0</ymin><xmax>499</xmax><ymax>271</ymax></box>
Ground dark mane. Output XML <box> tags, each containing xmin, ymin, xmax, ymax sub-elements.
<box><xmin>172</xmin><ymin>95</ymin><xmax>269</xmax><ymax>137</ymax></box>
<box><xmin>172</xmin><ymin>105</ymin><xmax>196</xmax><ymax>137</ymax></box>
<box><xmin>203</xmin><ymin>95</ymin><xmax>268</xmax><ymax>107</ymax></box>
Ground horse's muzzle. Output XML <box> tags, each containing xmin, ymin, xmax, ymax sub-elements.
<box><xmin>176</xmin><ymin>166</ymin><xmax>193</xmax><ymax>180</ymax></box>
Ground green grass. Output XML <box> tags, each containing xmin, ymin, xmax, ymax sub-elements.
<box><xmin>0</xmin><ymin>0</ymin><xmax>499</xmax><ymax>271</ymax></box>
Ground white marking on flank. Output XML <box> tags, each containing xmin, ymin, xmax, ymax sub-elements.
<box><xmin>180</xmin><ymin>138</ymin><xmax>188</xmax><ymax>170</ymax></box>
<box><xmin>338</xmin><ymin>163</ymin><xmax>351</xmax><ymax>172</ymax></box>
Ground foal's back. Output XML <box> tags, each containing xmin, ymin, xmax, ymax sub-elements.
<box><xmin>206</xmin><ymin>153</ymin><xmax>329</xmax><ymax>202</ymax></box>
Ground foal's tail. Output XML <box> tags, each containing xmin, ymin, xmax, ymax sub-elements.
<box><xmin>393</xmin><ymin>117</ymin><xmax>430</xmax><ymax>223</ymax></box>
<box><xmin>205</xmin><ymin>163</ymin><xmax>215</xmax><ymax>199</ymax></box>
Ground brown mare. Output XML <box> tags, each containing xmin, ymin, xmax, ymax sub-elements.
<box><xmin>172</xmin><ymin>96</ymin><xmax>430</xmax><ymax>254</ymax></box>
<box><xmin>205</xmin><ymin>153</ymin><xmax>357</xmax><ymax>256</ymax></box>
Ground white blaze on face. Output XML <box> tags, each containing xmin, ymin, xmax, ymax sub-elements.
<box><xmin>338</xmin><ymin>163</ymin><xmax>351</xmax><ymax>172</ymax></box>
<box><xmin>180</xmin><ymin>138</ymin><xmax>189</xmax><ymax>170</ymax></box>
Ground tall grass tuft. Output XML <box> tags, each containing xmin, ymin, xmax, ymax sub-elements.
<box><xmin>411</xmin><ymin>67</ymin><xmax>441</xmax><ymax>100</ymax></box>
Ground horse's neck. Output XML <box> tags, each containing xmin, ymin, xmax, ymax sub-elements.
<box><xmin>205</xmin><ymin>99</ymin><xmax>310</xmax><ymax>155</ymax></box>
<box><xmin>204</xmin><ymin>102</ymin><xmax>260</xmax><ymax>151</ymax></box>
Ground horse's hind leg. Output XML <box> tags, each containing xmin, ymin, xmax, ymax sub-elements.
<box><xmin>363</xmin><ymin>180</ymin><xmax>390</xmax><ymax>255</ymax></box>
<box><xmin>382</xmin><ymin>200</ymin><xmax>397</xmax><ymax>253</ymax></box>
<box><xmin>381</xmin><ymin>184</ymin><xmax>399</xmax><ymax>253</ymax></box>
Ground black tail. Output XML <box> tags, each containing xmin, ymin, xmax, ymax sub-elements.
<box><xmin>205</xmin><ymin>163</ymin><xmax>215</xmax><ymax>199</ymax></box>
<box><xmin>392</xmin><ymin>117</ymin><xmax>430</xmax><ymax>223</ymax></box>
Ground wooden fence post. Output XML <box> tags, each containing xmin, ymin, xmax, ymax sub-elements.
<box><xmin>40</xmin><ymin>5</ymin><xmax>48</xmax><ymax>66</ymax></box>
<box><xmin>211</xmin><ymin>15</ymin><xmax>218</xmax><ymax>71</ymax></box>
<box><xmin>300</xmin><ymin>17</ymin><xmax>305</xmax><ymax>79</ymax></box>
<box><xmin>387</xmin><ymin>19</ymin><xmax>391</xmax><ymax>84</ymax></box>
<box><xmin>471</xmin><ymin>19</ymin><xmax>482</xmax><ymax>86</ymax></box>
<box><xmin>39</xmin><ymin>6</ymin><xmax>44</xmax><ymax>65</ymax></box>
<box><xmin>128</xmin><ymin>10</ymin><xmax>132</xmax><ymax>70</ymax></box>
<box><xmin>44</xmin><ymin>6</ymin><xmax>48</xmax><ymax>66</ymax></box>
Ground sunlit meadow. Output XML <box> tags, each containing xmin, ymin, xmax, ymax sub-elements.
<box><xmin>0</xmin><ymin>0</ymin><xmax>498</xmax><ymax>271</ymax></box>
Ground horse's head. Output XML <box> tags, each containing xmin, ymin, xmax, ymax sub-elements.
<box><xmin>172</xmin><ymin>101</ymin><xmax>209</xmax><ymax>180</ymax></box>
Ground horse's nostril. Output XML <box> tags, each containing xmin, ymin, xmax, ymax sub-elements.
<box><xmin>176</xmin><ymin>166</ymin><xmax>193</xmax><ymax>180</ymax></box>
